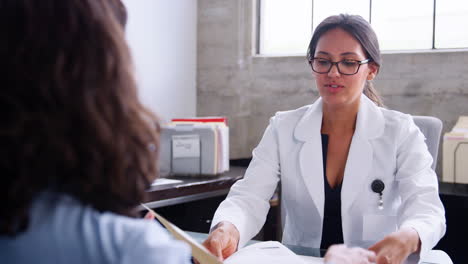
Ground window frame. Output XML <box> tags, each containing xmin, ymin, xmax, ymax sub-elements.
<box><xmin>255</xmin><ymin>0</ymin><xmax>468</xmax><ymax>56</ymax></box>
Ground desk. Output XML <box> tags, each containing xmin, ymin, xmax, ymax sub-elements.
<box><xmin>143</xmin><ymin>166</ymin><xmax>245</xmax><ymax>208</ymax></box>
<box><xmin>141</xmin><ymin>169</ymin><xmax>458</xmax><ymax>263</ymax></box>
<box><xmin>436</xmin><ymin>181</ymin><xmax>468</xmax><ymax>264</ymax></box>
<box><xmin>142</xmin><ymin>167</ymin><xmax>249</xmax><ymax>234</ymax></box>
<box><xmin>142</xmin><ymin>166</ymin><xmax>280</xmax><ymax>239</ymax></box>
<box><xmin>439</xmin><ymin>181</ymin><xmax>468</xmax><ymax>197</ymax></box>
<box><xmin>185</xmin><ymin>232</ymin><xmax>451</xmax><ymax>264</ymax></box>
<box><xmin>186</xmin><ymin>231</ymin><xmax>324</xmax><ymax>258</ymax></box>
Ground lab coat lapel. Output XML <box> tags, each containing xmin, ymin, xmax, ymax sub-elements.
<box><xmin>295</xmin><ymin>98</ymin><xmax>325</xmax><ymax>220</ymax></box>
<box><xmin>341</xmin><ymin>134</ymin><xmax>373</xmax><ymax>213</ymax></box>
<box><xmin>341</xmin><ymin>96</ymin><xmax>384</xmax><ymax>213</ymax></box>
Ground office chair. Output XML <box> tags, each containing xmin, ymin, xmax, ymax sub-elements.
<box><xmin>412</xmin><ymin>117</ymin><xmax>454</xmax><ymax>264</ymax></box>
<box><xmin>412</xmin><ymin>115</ymin><xmax>443</xmax><ymax>171</ymax></box>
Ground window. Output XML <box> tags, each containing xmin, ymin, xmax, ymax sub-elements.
<box><xmin>312</xmin><ymin>0</ymin><xmax>369</xmax><ymax>30</ymax></box>
<box><xmin>257</xmin><ymin>0</ymin><xmax>468</xmax><ymax>55</ymax></box>
<box><xmin>371</xmin><ymin>0</ymin><xmax>433</xmax><ymax>50</ymax></box>
<box><xmin>259</xmin><ymin>0</ymin><xmax>312</xmax><ymax>55</ymax></box>
<box><xmin>435</xmin><ymin>0</ymin><xmax>468</xmax><ymax>48</ymax></box>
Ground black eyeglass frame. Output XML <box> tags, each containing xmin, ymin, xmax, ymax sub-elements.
<box><xmin>308</xmin><ymin>58</ymin><xmax>371</xmax><ymax>75</ymax></box>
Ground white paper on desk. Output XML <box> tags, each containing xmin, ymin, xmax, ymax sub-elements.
<box><xmin>298</xmin><ymin>255</ymin><xmax>324</xmax><ymax>264</ymax></box>
<box><xmin>224</xmin><ymin>241</ymin><xmax>316</xmax><ymax>264</ymax></box>
<box><xmin>151</xmin><ymin>178</ymin><xmax>183</xmax><ymax>186</ymax></box>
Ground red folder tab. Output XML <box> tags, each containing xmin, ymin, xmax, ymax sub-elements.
<box><xmin>171</xmin><ymin>117</ymin><xmax>227</xmax><ymax>125</ymax></box>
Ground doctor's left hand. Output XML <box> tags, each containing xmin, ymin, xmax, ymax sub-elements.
<box><xmin>368</xmin><ymin>227</ymin><xmax>421</xmax><ymax>264</ymax></box>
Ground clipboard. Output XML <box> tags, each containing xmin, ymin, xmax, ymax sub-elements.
<box><xmin>141</xmin><ymin>204</ymin><xmax>223</xmax><ymax>264</ymax></box>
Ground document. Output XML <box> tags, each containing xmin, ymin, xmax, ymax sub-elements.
<box><xmin>141</xmin><ymin>204</ymin><xmax>222</xmax><ymax>264</ymax></box>
<box><xmin>141</xmin><ymin>204</ymin><xmax>323</xmax><ymax>264</ymax></box>
<box><xmin>223</xmin><ymin>240</ymin><xmax>320</xmax><ymax>264</ymax></box>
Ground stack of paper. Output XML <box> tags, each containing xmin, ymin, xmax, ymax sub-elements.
<box><xmin>224</xmin><ymin>241</ymin><xmax>317</xmax><ymax>264</ymax></box>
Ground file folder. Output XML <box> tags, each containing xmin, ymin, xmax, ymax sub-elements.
<box><xmin>443</xmin><ymin>116</ymin><xmax>468</xmax><ymax>184</ymax></box>
<box><xmin>159</xmin><ymin>120</ymin><xmax>229</xmax><ymax>176</ymax></box>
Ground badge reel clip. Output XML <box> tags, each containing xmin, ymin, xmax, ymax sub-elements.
<box><xmin>371</xmin><ymin>179</ymin><xmax>385</xmax><ymax>210</ymax></box>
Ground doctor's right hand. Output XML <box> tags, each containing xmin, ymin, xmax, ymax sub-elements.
<box><xmin>202</xmin><ymin>221</ymin><xmax>240</xmax><ymax>261</ymax></box>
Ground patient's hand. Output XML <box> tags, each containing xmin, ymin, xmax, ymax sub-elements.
<box><xmin>143</xmin><ymin>211</ymin><xmax>155</xmax><ymax>220</ymax></box>
<box><xmin>202</xmin><ymin>221</ymin><xmax>240</xmax><ymax>261</ymax></box>
<box><xmin>325</xmin><ymin>244</ymin><xmax>376</xmax><ymax>264</ymax></box>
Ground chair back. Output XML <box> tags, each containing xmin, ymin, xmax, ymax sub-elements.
<box><xmin>412</xmin><ymin>116</ymin><xmax>443</xmax><ymax>170</ymax></box>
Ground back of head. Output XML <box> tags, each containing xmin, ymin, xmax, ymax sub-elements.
<box><xmin>307</xmin><ymin>14</ymin><xmax>384</xmax><ymax>107</ymax></box>
<box><xmin>0</xmin><ymin>0</ymin><xmax>159</xmax><ymax>236</ymax></box>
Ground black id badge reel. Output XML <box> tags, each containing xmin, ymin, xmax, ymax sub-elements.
<box><xmin>371</xmin><ymin>179</ymin><xmax>385</xmax><ymax>210</ymax></box>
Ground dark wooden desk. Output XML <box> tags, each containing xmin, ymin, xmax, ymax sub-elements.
<box><xmin>143</xmin><ymin>166</ymin><xmax>245</xmax><ymax>208</ymax></box>
<box><xmin>142</xmin><ymin>166</ymin><xmax>246</xmax><ymax>233</ymax></box>
<box><xmin>436</xmin><ymin>181</ymin><xmax>468</xmax><ymax>264</ymax></box>
<box><xmin>142</xmin><ymin>171</ymin><xmax>468</xmax><ymax>259</ymax></box>
<box><xmin>439</xmin><ymin>181</ymin><xmax>468</xmax><ymax>197</ymax></box>
<box><xmin>142</xmin><ymin>166</ymin><xmax>281</xmax><ymax>239</ymax></box>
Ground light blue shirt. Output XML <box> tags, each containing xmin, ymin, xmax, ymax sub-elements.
<box><xmin>0</xmin><ymin>192</ymin><xmax>191</xmax><ymax>264</ymax></box>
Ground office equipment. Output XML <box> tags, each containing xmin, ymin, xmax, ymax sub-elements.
<box><xmin>159</xmin><ymin>118</ymin><xmax>229</xmax><ymax>176</ymax></box>
<box><xmin>443</xmin><ymin>116</ymin><xmax>468</xmax><ymax>183</ymax></box>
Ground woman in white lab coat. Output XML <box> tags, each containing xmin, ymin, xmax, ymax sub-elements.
<box><xmin>203</xmin><ymin>14</ymin><xmax>446</xmax><ymax>264</ymax></box>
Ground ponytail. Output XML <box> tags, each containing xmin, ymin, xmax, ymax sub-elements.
<box><xmin>363</xmin><ymin>80</ymin><xmax>384</xmax><ymax>107</ymax></box>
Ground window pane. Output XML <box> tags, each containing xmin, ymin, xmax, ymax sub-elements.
<box><xmin>313</xmin><ymin>0</ymin><xmax>370</xmax><ymax>32</ymax></box>
<box><xmin>371</xmin><ymin>0</ymin><xmax>433</xmax><ymax>50</ymax></box>
<box><xmin>435</xmin><ymin>0</ymin><xmax>468</xmax><ymax>48</ymax></box>
<box><xmin>259</xmin><ymin>0</ymin><xmax>312</xmax><ymax>55</ymax></box>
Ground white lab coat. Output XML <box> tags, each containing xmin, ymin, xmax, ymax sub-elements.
<box><xmin>211</xmin><ymin>95</ymin><xmax>446</xmax><ymax>258</ymax></box>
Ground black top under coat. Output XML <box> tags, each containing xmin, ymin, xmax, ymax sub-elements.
<box><xmin>320</xmin><ymin>134</ymin><xmax>344</xmax><ymax>250</ymax></box>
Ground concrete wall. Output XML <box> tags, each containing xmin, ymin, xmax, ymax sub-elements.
<box><xmin>124</xmin><ymin>0</ymin><xmax>197</xmax><ymax>123</ymax></box>
<box><xmin>197</xmin><ymin>0</ymin><xmax>468</xmax><ymax>175</ymax></box>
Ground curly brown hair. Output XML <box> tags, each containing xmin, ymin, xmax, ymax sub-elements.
<box><xmin>0</xmin><ymin>0</ymin><xmax>160</xmax><ymax>236</ymax></box>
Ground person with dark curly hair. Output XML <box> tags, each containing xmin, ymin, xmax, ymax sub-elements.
<box><xmin>0</xmin><ymin>0</ymin><xmax>190</xmax><ymax>263</ymax></box>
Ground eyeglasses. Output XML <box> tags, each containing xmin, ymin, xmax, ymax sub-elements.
<box><xmin>309</xmin><ymin>58</ymin><xmax>371</xmax><ymax>75</ymax></box>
